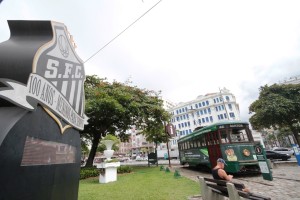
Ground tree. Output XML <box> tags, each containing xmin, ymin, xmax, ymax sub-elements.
<box><xmin>82</xmin><ymin>75</ymin><xmax>170</xmax><ymax>167</ymax></box>
<box><xmin>249</xmin><ymin>84</ymin><xmax>300</xmax><ymax>144</ymax></box>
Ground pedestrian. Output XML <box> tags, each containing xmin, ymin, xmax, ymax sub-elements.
<box><xmin>212</xmin><ymin>158</ymin><xmax>250</xmax><ymax>192</ymax></box>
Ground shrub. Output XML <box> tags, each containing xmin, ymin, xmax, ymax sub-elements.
<box><xmin>117</xmin><ymin>165</ymin><xmax>133</xmax><ymax>174</ymax></box>
<box><xmin>80</xmin><ymin>167</ymin><xmax>100</xmax><ymax>180</ymax></box>
<box><xmin>105</xmin><ymin>158</ymin><xmax>119</xmax><ymax>163</ymax></box>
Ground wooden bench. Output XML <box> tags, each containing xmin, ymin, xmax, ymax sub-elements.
<box><xmin>197</xmin><ymin>176</ymin><xmax>271</xmax><ymax>200</ymax></box>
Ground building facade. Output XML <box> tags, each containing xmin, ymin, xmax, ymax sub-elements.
<box><xmin>166</xmin><ymin>88</ymin><xmax>241</xmax><ymax>158</ymax></box>
<box><xmin>279</xmin><ymin>75</ymin><xmax>300</xmax><ymax>85</ymax></box>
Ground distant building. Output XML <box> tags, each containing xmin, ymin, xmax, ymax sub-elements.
<box><xmin>116</xmin><ymin>125</ymin><xmax>155</xmax><ymax>159</ymax></box>
<box><xmin>279</xmin><ymin>75</ymin><xmax>300</xmax><ymax>85</ymax></box>
<box><xmin>164</xmin><ymin>87</ymin><xmax>241</xmax><ymax>158</ymax></box>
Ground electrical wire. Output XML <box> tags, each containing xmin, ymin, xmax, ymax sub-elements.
<box><xmin>84</xmin><ymin>0</ymin><xmax>162</xmax><ymax>64</ymax></box>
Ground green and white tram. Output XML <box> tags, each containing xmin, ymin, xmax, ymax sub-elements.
<box><xmin>178</xmin><ymin>120</ymin><xmax>261</xmax><ymax>173</ymax></box>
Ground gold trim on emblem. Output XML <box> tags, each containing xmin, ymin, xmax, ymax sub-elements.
<box><xmin>43</xmin><ymin>107</ymin><xmax>72</xmax><ymax>134</ymax></box>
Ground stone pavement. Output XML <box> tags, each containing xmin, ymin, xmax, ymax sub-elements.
<box><xmin>169</xmin><ymin>162</ymin><xmax>300</xmax><ymax>200</ymax></box>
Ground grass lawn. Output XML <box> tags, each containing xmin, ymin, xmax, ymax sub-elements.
<box><xmin>79</xmin><ymin>166</ymin><xmax>200</xmax><ymax>200</ymax></box>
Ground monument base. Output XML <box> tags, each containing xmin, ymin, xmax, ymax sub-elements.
<box><xmin>97</xmin><ymin>162</ymin><xmax>120</xmax><ymax>183</ymax></box>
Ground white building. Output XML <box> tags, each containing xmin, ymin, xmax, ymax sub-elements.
<box><xmin>279</xmin><ymin>75</ymin><xmax>300</xmax><ymax>85</ymax></box>
<box><xmin>165</xmin><ymin>88</ymin><xmax>241</xmax><ymax>158</ymax></box>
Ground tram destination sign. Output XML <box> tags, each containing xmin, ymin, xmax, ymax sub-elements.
<box><xmin>218</xmin><ymin>123</ymin><xmax>247</xmax><ymax>129</ymax></box>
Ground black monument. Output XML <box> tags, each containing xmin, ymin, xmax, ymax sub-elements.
<box><xmin>0</xmin><ymin>20</ymin><xmax>87</xmax><ymax>200</ymax></box>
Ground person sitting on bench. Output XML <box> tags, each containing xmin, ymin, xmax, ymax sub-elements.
<box><xmin>212</xmin><ymin>158</ymin><xmax>250</xmax><ymax>193</ymax></box>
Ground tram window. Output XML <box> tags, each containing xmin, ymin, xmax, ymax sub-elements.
<box><xmin>230</xmin><ymin>129</ymin><xmax>249</xmax><ymax>142</ymax></box>
<box><xmin>200</xmin><ymin>137</ymin><xmax>206</xmax><ymax>146</ymax></box>
<box><xmin>220</xmin><ymin>130</ymin><xmax>229</xmax><ymax>143</ymax></box>
<box><xmin>194</xmin><ymin>140</ymin><xmax>198</xmax><ymax>148</ymax></box>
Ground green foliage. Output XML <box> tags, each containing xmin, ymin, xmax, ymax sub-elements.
<box><xmin>82</xmin><ymin>75</ymin><xmax>171</xmax><ymax>167</ymax></box>
<box><xmin>174</xmin><ymin>169</ymin><xmax>181</xmax><ymax>178</ymax></box>
<box><xmin>160</xmin><ymin>165</ymin><xmax>165</xmax><ymax>171</ymax></box>
<box><xmin>165</xmin><ymin>167</ymin><xmax>170</xmax><ymax>173</ymax></box>
<box><xmin>105</xmin><ymin>158</ymin><xmax>119</xmax><ymax>163</ymax></box>
<box><xmin>249</xmin><ymin>84</ymin><xmax>300</xmax><ymax>144</ymax></box>
<box><xmin>80</xmin><ymin>167</ymin><xmax>100</xmax><ymax>180</ymax></box>
<box><xmin>117</xmin><ymin>165</ymin><xmax>133</xmax><ymax>174</ymax></box>
<box><xmin>80</xmin><ymin>165</ymin><xmax>133</xmax><ymax>180</ymax></box>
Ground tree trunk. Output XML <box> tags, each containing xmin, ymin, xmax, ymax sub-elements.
<box><xmin>85</xmin><ymin>132</ymin><xmax>101</xmax><ymax>167</ymax></box>
<box><xmin>293</xmin><ymin>132</ymin><xmax>300</xmax><ymax>146</ymax></box>
<box><xmin>155</xmin><ymin>142</ymin><xmax>158</xmax><ymax>167</ymax></box>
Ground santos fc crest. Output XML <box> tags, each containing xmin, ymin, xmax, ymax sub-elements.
<box><xmin>0</xmin><ymin>21</ymin><xmax>87</xmax><ymax>132</ymax></box>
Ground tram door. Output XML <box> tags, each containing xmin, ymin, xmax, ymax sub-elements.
<box><xmin>206</xmin><ymin>131</ymin><xmax>222</xmax><ymax>168</ymax></box>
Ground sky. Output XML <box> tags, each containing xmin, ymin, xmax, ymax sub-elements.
<box><xmin>0</xmin><ymin>0</ymin><xmax>300</xmax><ymax>122</ymax></box>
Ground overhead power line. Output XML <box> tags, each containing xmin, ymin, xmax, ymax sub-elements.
<box><xmin>84</xmin><ymin>0</ymin><xmax>162</xmax><ymax>64</ymax></box>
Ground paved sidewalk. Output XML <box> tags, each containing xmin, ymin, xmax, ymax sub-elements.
<box><xmin>170</xmin><ymin>162</ymin><xmax>300</xmax><ymax>200</ymax></box>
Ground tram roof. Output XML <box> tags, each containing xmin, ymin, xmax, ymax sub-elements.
<box><xmin>177</xmin><ymin>120</ymin><xmax>249</xmax><ymax>143</ymax></box>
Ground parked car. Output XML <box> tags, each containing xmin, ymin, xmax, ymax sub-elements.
<box><xmin>272</xmin><ymin>147</ymin><xmax>294</xmax><ymax>156</ymax></box>
<box><xmin>265</xmin><ymin>150</ymin><xmax>291</xmax><ymax>161</ymax></box>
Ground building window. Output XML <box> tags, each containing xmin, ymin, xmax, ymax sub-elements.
<box><xmin>209</xmin><ymin>116</ymin><xmax>213</xmax><ymax>122</ymax></box>
<box><xmin>200</xmin><ymin>110</ymin><xmax>203</xmax><ymax>115</ymax></box>
<box><xmin>204</xmin><ymin>109</ymin><xmax>207</xmax><ymax>114</ymax></box>
<box><xmin>228</xmin><ymin>104</ymin><xmax>232</xmax><ymax>110</ymax></box>
<box><xmin>195</xmin><ymin>104</ymin><xmax>198</xmax><ymax>108</ymax></box>
<box><xmin>202</xmin><ymin>102</ymin><xmax>205</xmax><ymax>106</ymax></box>
<box><xmin>226</xmin><ymin>96</ymin><xmax>230</xmax><ymax>101</ymax></box>
<box><xmin>198</xmin><ymin>103</ymin><xmax>202</xmax><ymax>107</ymax></box>
<box><xmin>202</xmin><ymin>118</ymin><xmax>205</xmax><ymax>123</ymax></box>
<box><xmin>229</xmin><ymin>112</ymin><xmax>235</xmax><ymax>118</ymax></box>
<box><xmin>213</xmin><ymin>99</ymin><xmax>216</xmax><ymax>103</ymax></box>
<box><xmin>205</xmin><ymin>117</ymin><xmax>209</xmax><ymax>122</ymax></box>
<box><xmin>215</xmin><ymin>106</ymin><xmax>218</xmax><ymax>111</ymax></box>
<box><xmin>208</xmin><ymin>107</ymin><xmax>211</xmax><ymax>114</ymax></box>
<box><xmin>206</xmin><ymin>100</ymin><xmax>209</xmax><ymax>106</ymax></box>
<box><xmin>224</xmin><ymin>113</ymin><xmax>227</xmax><ymax>118</ymax></box>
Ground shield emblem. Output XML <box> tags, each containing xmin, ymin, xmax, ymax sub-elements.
<box><xmin>0</xmin><ymin>21</ymin><xmax>87</xmax><ymax>132</ymax></box>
